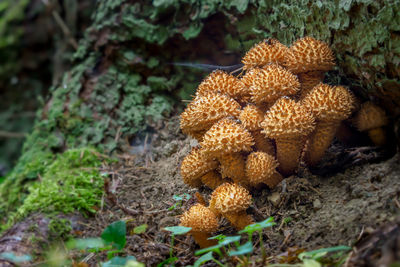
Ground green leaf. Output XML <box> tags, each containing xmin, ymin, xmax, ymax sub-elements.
<box><xmin>66</xmin><ymin>237</ymin><xmax>105</xmax><ymax>250</ymax></box>
<box><xmin>101</xmin><ymin>221</ymin><xmax>127</xmax><ymax>250</ymax></box>
<box><xmin>157</xmin><ymin>257</ymin><xmax>178</xmax><ymax>267</ymax></box>
<box><xmin>195</xmin><ymin>243</ymin><xmax>225</xmax><ymax>256</ymax></box>
<box><xmin>193</xmin><ymin>252</ymin><xmax>215</xmax><ymax>267</ymax></box>
<box><xmin>0</xmin><ymin>252</ymin><xmax>32</xmax><ymax>263</ymax></box>
<box><xmin>298</xmin><ymin>246</ymin><xmax>351</xmax><ymax>261</ymax></box>
<box><xmin>303</xmin><ymin>259</ymin><xmax>322</xmax><ymax>267</ymax></box>
<box><xmin>172</xmin><ymin>193</ymin><xmax>191</xmax><ymax>201</ymax></box>
<box><xmin>182</xmin><ymin>23</ymin><xmax>203</xmax><ymax>40</ymax></box>
<box><xmin>101</xmin><ymin>255</ymin><xmax>136</xmax><ymax>267</ymax></box>
<box><xmin>208</xmin><ymin>234</ymin><xmax>227</xmax><ymax>241</ymax></box>
<box><xmin>228</xmin><ymin>241</ymin><xmax>253</xmax><ymax>256</ymax></box>
<box><xmin>133</xmin><ymin>224</ymin><xmax>148</xmax><ymax>234</ymax></box>
<box><xmin>164</xmin><ymin>226</ymin><xmax>191</xmax><ymax>235</ymax></box>
<box><xmin>238</xmin><ymin>217</ymin><xmax>276</xmax><ymax>234</ymax></box>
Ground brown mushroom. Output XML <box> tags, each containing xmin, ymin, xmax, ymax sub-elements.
<box><xmin>245</xmin><ymin>152</ymin><xmax>283</xmax><ymax>188</ymax></box>
<box><xmin>302</xmin><ymin>84</ymin><xmax>355</xmax><ymax>165</ymax></box>
<box><xmin>242</xmin><ymin>39</ymin><xmax>289</xmax><ymax>70</ymax></box>
<box><xmin>355</xmin><ymin>102</ymin><xmax>388</xmax><ymax>146</ymax></box>
<box><xmin>180</xmin><ymin>204</ymin><xmax>219</xmax><ymax>248</ymax></box>
<box><xmin>209</xmin><ymin>183</ymin><xmax>253</xmax><ymax>230</ymax></box>
<box><xmin>200</xmin><ymin>170</ymin><xmax>227</xmax><ymax>190</ymax></box>
<box><xmin>261</xmin><ymin>97</ymin><xmax>315</xmax><ymax>176</ymax></box>
<box><xmin>180</xmin><ymin>147</ymin><xmax>219</xmax><ymax>187</ymax></box>
<box><xmin>218</xmin><ymin>153</ymin><xmax>248</xmax><ymax>187</ymax></box>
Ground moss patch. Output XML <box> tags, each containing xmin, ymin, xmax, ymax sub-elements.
<box><xmin>1</xmin><ymin>148</ymin><xmax>109</xmax><ymax>231</ymax></box>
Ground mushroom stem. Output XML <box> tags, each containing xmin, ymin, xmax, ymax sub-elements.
<box><xmin>252</xmin><ymin>130</ymin><xmax>275</xmax><ymax>156</ymax></box>
<box><xmin>200</xmin><ymin>171</ymin><xmax>226</xmax><ymax>189</ymax></box>
<box><xmin>218</xmin><ymin>153</ymin><xmax>249</xmax><ymax>187</ymax></box>
<box><xmin>298</xmin><ymin>71</ymin><xmax>324</xmax><ymax>99</ymax></box>
<box><xmin>368</xmin><ymin>127</ymin><xmax>386</xmax><ymax>146</ymax></box>
<box><xmin>304</xmin><ymin>120</ymin><xmax>340</xmax><ymax>166</ymax></box>
<box><xmin>275</xmin><ymin>137</ymin><xmax>306</xmax><ymax>176</ymax></box>
<box><xmin>224</xmin><ymin>211</ymin><xmax>254</xmax><ymax>230</ymax></box>
<box><xmin>191</xmin><ymin>231</ymin><xmax>217</xmax><ymax>248</ymax></box>
<box><xmin>265</xmin><ymin>172</ymin><xmax>284</xmax><ymax>189</ymax></box>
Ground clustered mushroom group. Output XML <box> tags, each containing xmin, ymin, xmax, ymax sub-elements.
<box><xmin>178</xmin><ymin>37</ymin><xmax>389</xmax><ymax>248</ymax></box>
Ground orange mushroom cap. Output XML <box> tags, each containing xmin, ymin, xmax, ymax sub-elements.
<box><xmin>245</xmin><ymin>152</ymin><xmax>282</xmax><ymax>188</ymax></box>
<box><xmin>284</xmin><ymin>37</ymin><xmax>335</xmax><ymax>74</ymax></box>
<box><xmin>242</xmin><ymin>39</ymin><xmax>289</xmax><ymax>70</ymax></box>
<box><xmin>180</xmin><ymin>203</ymin><xmax>219</xmax><ymax>233</ymax></box>
<box><xmin>180</xmin><ymin>147</ymin><xmax>219</xmax><ymax>187</ymax></box>
<box><xmin>196</xmin><ymin>70</ymin><xmax>247</xmax><ymax>100</ymax></box>
<box><xmin>239</xmin><ymin>104</ymin><xmax>265</xmax><ymax>131</ymax></box>
<box><xmin>209</xmin><ymin>183</ymin><xmax>252</xmax><ymax>214</ymax></box>
<box><xmin>249</xmin><ymin>64</ymin><xmax>300</xmax><ymax>105</ymax></box>
<box><xmin>200</xmin><ymin>118</ymin><xmax>255</xmax><ymax>158</ymax></box>
<box><xmin>180</xmin><ymin>92</ymin><xmax>241</xmax><ymax>134</ymax></box>
<box><xmin>355</xmin><ymin>102</ymin><xmax>388</xmax><ymax>131</ymax></box>
<box><xmin>261</xmin><ymin>97</ymin><xmax>316</xmax><ymax>139</ymax></box>
<box><xmin>302</xmin><ymin>84</ymin><xmax>355</xmax><ymax>122</ymax></box>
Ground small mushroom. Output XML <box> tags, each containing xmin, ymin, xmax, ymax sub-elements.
<box><xmin>302</xmin><ymin>84</ymin><xmax>355</xmax><ymax>165</ymax></box>
<box><xmin>200</xmin><ymin>118</ymin><xmax>255</xmax><ymax>158</ymax></box>
<box><xmin>180</xmin><ymin>92</ymin><xmax>241</xmax><ymax>136</ymax></box>
<box><xmin>249</xmin><ymin>64</ymin><xmax>300</xmax><ymax>106</ymax></box>
<box><xmin>196</xmin><ymin>70</ymin><xmax>247</xmax><ymax>101</ymax></box>
<box><xmin>209</xmin><ymin>183</ymin><xmax>253</xmax><ymax>230</ymax></box>
<box><xmin>245</xmin><ymin>152</ymin><xmax>283</xmax><ymax>188</ymax></box>
<box><xmin>261</xmin><ymin>97</ymin><xmax>316</xmax><ymax>176</ymax></box>
<box><xmin>180</xmin><ymin>204</ymin><xmax>219</xmax><ymax>248</ymax></box>
<box><xmin>355</xmin><ymin>102</ymin><xmax>388</xmax><ymax>146</ymax></box>
<box><xmin>242</xmin><ymin>39</ymin><xmax>289</xmax><ymax>70</ymax></box>
<box><xmin>180</xmin><ymin>147</ymin><xmax>219</xmax><ymax>187</ymax></box>
<box><xmin>284</xmin><ymin>37</ymin><xmax>335</xmax><ymax>99</ymax></box>
<box><xmin>239</xmin><ymin>105</ymin><xmax>275</xmax><ymax>155</ymax></box>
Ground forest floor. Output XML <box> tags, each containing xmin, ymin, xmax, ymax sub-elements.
<box><xmin>1</xmin><ymin>115</ymin><xmax>400</xmax><ymax>266</ymax></box>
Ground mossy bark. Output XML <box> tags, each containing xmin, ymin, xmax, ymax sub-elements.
<box><xmin>1</xmin><ymin>0</ymin><xmax>399</xmax><ymax>224</ymax></box>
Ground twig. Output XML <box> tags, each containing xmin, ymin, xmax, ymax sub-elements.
<box><xmin>0</xmin><ymin>130</ymin><xmax>26</xmax><ymax>138</ymax></box>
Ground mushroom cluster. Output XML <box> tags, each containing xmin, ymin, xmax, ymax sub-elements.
<box><xmin>179</xmin><ymin>36</ymin><xmax>360</xmax><ymax>247</ymax></box>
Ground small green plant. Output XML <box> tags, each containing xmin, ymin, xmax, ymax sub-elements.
<box><xmin>168</xmin><ymin>193</ymin><xmax>191</xmax><ymax>211</ymax></box>
<box><xmin>191</xmin><ymin>217</ymin><xmax>276</xmax><ymax>266</ymax></box>
<box><xmin>160</xmin><ymin>226</ymin><xmax>192</xmax><ymax>266</ymax></box>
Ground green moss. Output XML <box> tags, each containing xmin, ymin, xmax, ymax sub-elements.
<box><xmin>1</xmin><ymin>148</ymin><xmax>109</xmax><ymax>231</ymax></box>
<box><xmin>48</xmin><ymin>218</ymin><xmax>73</xmax><ymax>240</ymax></box>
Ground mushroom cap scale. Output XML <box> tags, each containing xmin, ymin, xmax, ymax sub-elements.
<box><xmin>249</xmin><ymin>64</ymin><xmax>300</xmax><ymax>104</ymax></box>
<box><xmin>200</xmin><ymin>118</ymin><xmax>255</xmax><ymax>158</ymax></box>
<box><xmin>284</xmin><ymin>37</ymin><xmax>335</xmax><ymax>74</ymax></box>
<box><xmin>180</xmin><ymin>92</ymin><xmax>241</xmax><ymax>134</ymax></box>
<box><xmin>355</xmin><ymin>102</ymin><xmax>388</xmax><ymax>131</ymax></box>
<box><xmin>196</xmin><ymin>70</ymin><xmax>247</xmax><ymax>99</ymax></box>
<box><xmin>239</xmin><ymin>104</ymin><xmax>265</xmax><ymax>131</ymax></box>
<box><xmin>261</xmin><ymin>97</ymin><xmax>316</xmax><ymax>139</ymax></box>
<box><xmin>180</xmin><ymin>147</ymin><xmax>218</xmax><ymax>187</ymax></box>
<box><xmin>242</xmin><ymin>39</ymin><xmax>289</xmax><ymax>69</ymax></box>
<box><xmin>210</xmin><ymin>183</ymin><xmax>252</xmax><ymax>214</ymax></box>
<box><xmin>302</xmin><ymin>84</ymin><xmax>355</xmax><ymax>122</ymax></box>
<box><xmin>180</xmin><ymin>204</ymin><xmax>219</xmax><ymax>233</ymax></box>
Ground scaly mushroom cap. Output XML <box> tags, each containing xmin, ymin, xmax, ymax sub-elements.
<box><xmin>284</xmin><ymin>37</ymin><xmax>335</xmax><ymax>74</ymax></box>
<box><xmin>355</xmin><ymin>102</ymin><xmax>388</xmax><ymax>131</ymax></box>
<box><xmin>196</xmin><ymin>70</ymin><xmax>247</xmax><ymax>99</ymax></box>
<box><xmin>245</xmin><ymin>152</ymin><xmax>280</xmax><ymax>186</ymax></box>
<box><xmin>242</xmin><ymin>39</ymin><xmax>289</xmax><ymax>70</ymax></box>
<box><xmin>209</xmin><ymin>183</ymin><xmax>252</xmax><ymax>214</ymax></box>
<box><xmin>180</xmin><ymin>204</ymin><xmax>219</xmax><ymax>233</ymax></box>
<box><xmin>240</xmin><ymin>68</ymin><xmax>261</xmax><ymax>88</ymax></box>
<box><xmin>200</xmin><ymin>118</ymin><xmax>255</xmax><ymax>157</ymax></box>
<box><xmin>302</xmin><ymin>84</ymin><xmax>355</xmax><ymax>122</ymax></box>
<box><xmin>261</xmin><ymin>97</ymin><xmax>316</xmax><ymax>139</ymax></box>
<box><xmin>239</xmin><ymin>104</ymin><xmax>264</xmax><ymax>131</ymax></box>
<box><xmin>180</xmin><ymin>92</ymin><xmax>241</xmax><ymax>134</ymax></box>
<box><xmin>218</xmin><ymin>153</ymin><xmax>248</xmax><ymax>186</ymax></box>
<box><xmin>249</xmin><ymin>64</ymin><xmax>300</xmax><ymax>104</ymax></box>
<box><xmin>181</xmin><ymin>147</ymin><xmax>219</xmax><ymax>187</ymax></box>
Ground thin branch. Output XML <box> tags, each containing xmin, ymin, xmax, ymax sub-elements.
<box><xmin>0</xmin><ymin>130</ymin><xmax>26</xmax><ymax>138</ymax></box>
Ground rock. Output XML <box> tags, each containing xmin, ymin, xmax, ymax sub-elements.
<box><xmin>313</xmin><ymin>199</ymin><xmax>322</xmax><ymax>210</ymax></box>
<box><xmin>267</xmin><ymin>192</ymin><xmax>281</xmax><ymax>207</ymax></box>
